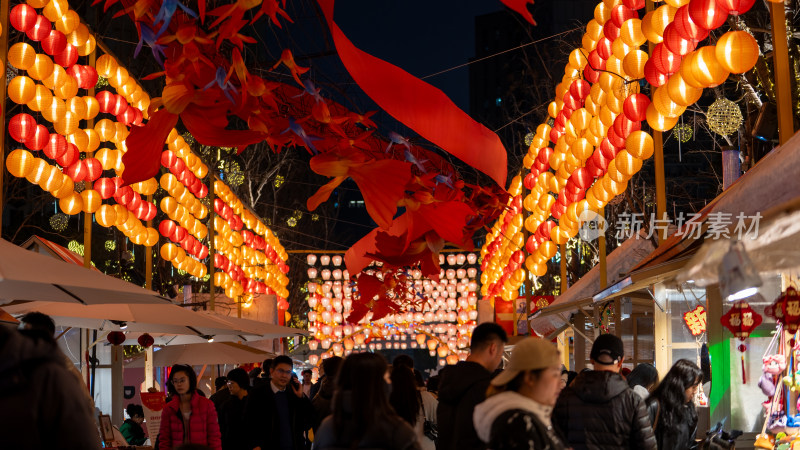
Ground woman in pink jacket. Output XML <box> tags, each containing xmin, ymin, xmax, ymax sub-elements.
<box><xmin>158</xmin><ymin>364</ymin><xmax>222</xmax><ymax>450</ymax></box>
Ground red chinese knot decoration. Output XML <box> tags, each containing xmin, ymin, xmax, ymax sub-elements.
<box><xmin>137</xmin><ymin>333</ymin><xmax>154</xmax><ymax>348</ymax></box>
<box><xmin>766</xmin><ymin>287</ymin><xmax>800</xmax><ymax>333</ymax></box>
<box><xmin>683</xmin><ymin>305</ymin><xmax>707</xmax><ymax>336</ymax></box>
<box><xmin>721</xmin><ymin>300</ymin><xmax>762</xmax><ymax>340</ymax></box>
<box><xmin>107</xmin><ymin>331</ymin><xmax>126</xmax><ymax>346</ymax></box>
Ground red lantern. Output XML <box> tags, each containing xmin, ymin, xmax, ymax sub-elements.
<box><xmin>716</xmin><ymin>0</ymin><xmax>755</xmax><ymax>16</ymax></box>
<box><xmin>67</xmin><ymin>65</ymin><xmax>87</xmax><ymax>87</ymax></box>
<box><xmin>663</xmin><ymin>23</ymin><xmax>697</xmax><ymax>56</ymax></box>
<box><xmin>96</xmin><ymin>91</ymin><xmax>115</xmax><ymax>113</ymax></box>
<box><xmin>126</xmin><ymin>193</ymin><xmax>142</xmax><ymax>212</ymax></box>
<box><xmin>83</xmin><ymin>158</ymin><xmax>103</xmax><ymax>181</ymax></box>
<box><xmin>56</xmin><ymin>143</ymin><xmax>79</xmax><ymax>167</ymax></box>
<box><xmin>600</xmin><ymin>138</ymin><xmax>619</xmax><ymax>160</ymax></box>
<box><xmin>587</xmin><ymin>49</ymin><xmax>607</xmax><ymax>71</ymax></box>
<box><xmin>107</xmin><ymin>331</ymin><xmax>126</xmax><ymax>345</ymax></box>
<box><xmin>54</xmin><ymin>45</ymin><xmax>78</xmax><ymax>68</ymax></box>
<box><xmin>10</xmin><ymin>4</ymin><xmax>37</xmax><ymax>32</ymax></box>
<box><xmin>112</xmin><ymin>95</ymin><xmax>129</xmax><ymax>116</ymax></box>
<box><xmin>721</xmin><ymin>300</ymin><xmax>762</xmax><ymax>340</ymax></box>
<box><xmin>596</xmin><ymin>37</ymin><xmax>613</xmax><ymax>60</ymax></box>
<box><xmin>159</xmin><ymin>219</ymin><xmax>177</xmax><ymax>238</ymax></box>
<box><xmin>689</xmin><ymin>0</ymin><xmax>728</xmax><ymax>31</ymax></box>
<box><xmin>26</xmin><ymin>15</ymin><xmax>51</xmax><ymax>42</ymax></box>
<box><xmin>569</xmin><ymin>79</ymin><xmax>591</xmax><ymax>101</ymax></box>
<box><xmin>41</xmin><ymin>29</ymin><xmax>67</xmax><ymax>56</ymax></box>
<box><xmin>26</xmin><ymin>125</ymin><xmax>50</xmax><ymax>152</ymax></box>
<box><xmin>622</xmin><ymin>0</ymin><xmax>645</xmax><ymax>10</ymax></box>
<box><xmin>137</xmin><ymin>333</ymin><xmax>154</xmax><ymax>348</ymax></box>
<box><xmin>64</xmin><ymin>161</ymin><xmax>87</xmax><ymax>183</ymax></box>
<box><xmin>170</xmin><ymin>157</ymin><xmax>186</xmax><ymax>176</ymax></box>
<box><xmin>114</xmin><ymin>186</ymin><xmax>134</xmax><ymax>205</ymax></box>
<box><xmin>603</xmin><ymin>20</ymin><xmax>620</xmax><ymax>41</ymax></box>
<box><xmin>171</xmin><ymin>226</ymin><xmax>187</xmax><ymax>244</ymax></box>
<box><xmin>143</xmin><ymin>202</ymin><xmax>157</xmax><ymax>221</ymax></box>
<box><xmin>613</xmin><ymin>113</ymin><xmax>642</xmax><ymax>138</ymax></box>
<box><xmin>79</xmin><ymin>66</ymin><xmax>98</xmax><ymax>90</ymax></box>
<box><xmin>767</xmin><ymin>287</ymin><xmax>800</xmax><ymax>333</ymax></box>
<box><xmin>161</xmin><ymin>150</ymin><xmax>177</xmax><ymax>168</ymax></box>
<box><xmin>610</xmin><ymin>4</ymin><xmax>637</xmax><ymax>28</ymax></box>
<box><xmin>569</xmin><ymin>167</ymin><xmax>594</xmax><ymax>189</ymax></box>
<box><xmin>95</xmin><ymin>177</ymin><xmax>117</xmax><ymax>199</ymax></box>
<box><xmin>623</xmin><ymin>94</ymin><xmax>651</xmax><ymax>122</ymax></box>
<box><xmin>652</xmin><ymin>43</ymin><xmax>681</xmax><ymax>74</ymax></box>
<box><xmin>583</xmin><ymin>64</ymin><xmax>600</xmax><ymax>84</ymax></box>
<box><xmin>9</xmin><ymin>113</ymin><xmax>37</xmax><ymax>144</ymax></box>
<box><xmin>673</xmin><ymin>5</ymin><xmax>709</xmax><ymax>41</ymax></box>
<box><xmin>644</xmin><ymin>59</ymin><xmax>668</xmax><ymax>87</ymax></box>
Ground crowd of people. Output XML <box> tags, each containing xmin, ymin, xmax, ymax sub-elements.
<box><xmin>0</xmin><ymin>315</ymin><xmax>706</xmax><ymax>450</ymax></box>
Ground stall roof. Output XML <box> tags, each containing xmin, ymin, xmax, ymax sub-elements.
<box><xmin>529</xmin><ymin>229</ymin><xmax>655</xmax><ymax>337</ymax></box>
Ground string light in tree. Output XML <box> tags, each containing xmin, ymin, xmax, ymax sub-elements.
<box><xmin>674</xmin><ymin>123</ymin><xmax>693</xmax><ymax>143</ymax></box>
<box><xmin>49</xmin><ymin>213</ymin><xmax>68</xmax><ymax>231</ymax></box>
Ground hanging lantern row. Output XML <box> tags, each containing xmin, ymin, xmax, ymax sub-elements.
<box><xmin>481</xmin><ymin>0</ymin><xmax>761</xmax><ymax>298</ymax></box>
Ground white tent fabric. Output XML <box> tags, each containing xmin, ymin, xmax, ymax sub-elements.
<box><xmin>125</xmin><ymin>342</ymin><xmax>275</xmax><ymax>367</ymax></box>
<box><xmin>0</xmin><ymin>238</ymin><xmax>171</xmax><ymax>305</ymax></box>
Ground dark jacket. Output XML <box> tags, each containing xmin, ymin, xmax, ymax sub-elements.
<box><xmin>473</xmin><ymin>391</ymin><xmax>565</xmax><ymax>450</ymax></box>
<box><xmin>120</xmin><ymin>418</ymin><xmax>147</xmax><ymax>445</ymax></box>
<box><xmin>310</xmin><ymin>374</ymin><xmax>336</xmax><ymax>431</ymax></box>
<box><xmin>0</xmin><ymin>327</ymin><xmax>101</xmax><ymax>450</ymax></box>
<box><xmin>553</xmin><ymin>370</ymin><xmax>657</xmax><ymax>450</ymax></box>
<box><xmin>437</xmin><ymin>361</ymin><xmax>493</xmax><ymax>450</ymax></box>
<box><xmin>646</xmin><ymin>398</ymin><xmax>698</xmax><ymax>450</ymax></box>
<box><xmin>312</xmin><ymin>413</ymin><xmax>420</xmax><ymax>450</ymax></box>
<box><xmin>210</xmin><ymin>387</ymin><xmax>232</xmax><ymax>416</ymax></box>
<box><xmin>220</xmin><ymin>395</ymin><xmax>251</xmax><ymax>450</ymax></box>
<box><xmin>245</xmin><ymin>383</ymin><xmax>313</xmax><ymax>450</ymax></box>
<box><xmin>309</xmin><ymin>376</ymin><xmax>324</xmax><ymax>402</ymax></box>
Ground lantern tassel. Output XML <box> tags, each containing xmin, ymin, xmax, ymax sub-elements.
<box><xmin>741</xmin><ymin>354</ymin><xmax>747</xmax><ymax>384</ymax></box>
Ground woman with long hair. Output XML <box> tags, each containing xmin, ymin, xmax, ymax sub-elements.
<box><xmin>628</xmin><ymin>363</ymin><xmax>659</xmax><ymax>399</ymax></box>
<box><xmin>646</xmin><ymin>359</ymin><xmax>702</xmax><ymax>450</ymax></box>
<box><xmin>473</xmin><ymin>337</ymin><xmax>566</xmax><ymax>450</ymax></box>
<box><xmin>389</xmin><ymin>365</ymin><xmax>438</xmax><ymax>450</ymax></box>
<box><xmin>158</xmin><ymin>364</ymin><xmax>222</xmax><ymax>450</ymax></box>
<box><xmin>313</xmin><ymin>353</ymin><xmax>421</xmax><ymax>450</ymax></box>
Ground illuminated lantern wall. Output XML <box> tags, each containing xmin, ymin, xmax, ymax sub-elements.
<box><xmin>304</xmin><ymin>252</ymin><xmax>480</xmax><ymax>366</ymax></box>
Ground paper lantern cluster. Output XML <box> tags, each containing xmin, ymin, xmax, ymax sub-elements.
<box><xmin>305</xmin><ymin>252</ymin><xmax>480</xmax><ymax>366</ymax></box>
<box><xmin>482</xmin><ymin>0</ymin><xmax>761</xmax><ymax>299</ymax></box>
<box><xmin>212</xmin><ymin>181</ymin><xmax>290</xmax><ymax>303</ymax></box>
<box><xmin>4</xmin><ymin>0</ymin><xmax>160</xmax><ymax>247</ymax></box>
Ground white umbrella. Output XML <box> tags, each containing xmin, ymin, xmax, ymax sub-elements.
<box><xmin>125</xmin><ymin>342</ymin><xmax>275</xmax><ymax>367</ymax></box>
<box><xmin>0</xmin><ymin>238</ymin><xmax>171</xmax><ymax>305</ymax></box>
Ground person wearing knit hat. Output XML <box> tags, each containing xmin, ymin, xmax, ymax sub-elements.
<box><xmin>472</xmin><ymin>338</ymin><xmax>566</xmax><ymax>450</ymax></box>
<box><xmin>219</xmin><ymin>368</ymin><xmax>251</xmax><ymax>450</ymax></box>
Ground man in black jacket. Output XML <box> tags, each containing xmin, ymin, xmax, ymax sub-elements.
<box><xmin>553</xmin><ymin>333</ymin><xmax>657</xmax><ymax>450</ymax></box>
<box><xmin>437</xmin><ymin>322</ymin><xmax>507</xmax><ymax>450</ymax></box>
<box><xmin>246</xmin><ymin>355</ymin><xmax>313</xmax><ymax>450</ymax></box>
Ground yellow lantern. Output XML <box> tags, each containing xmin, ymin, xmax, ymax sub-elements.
<box><xmin>572</xmin><ymin>138</ymin><xmax>594</xmax><ymax>161</ymax></box>
<box><xmin>67</xmin><ymin>23</ymin><xmax>90</xmax><ymax>48</ymax></box>
<box><xmin>614</xmin><ymin>150</ymin><xmax>643</xmax><ymax>177</ymax></box>
<box><xmin>95</xmin><ymin>119</ymin><xmax>116</xmax><ymax>142</ymax></box>
<box><xmin>78</xmin><ymin>35</ymin><xmax>96</xmax><ymax>57</ymax></box>
<box><xmin>8</xmin><ymin>76</ymin><xmax>36</xmax><ymax>105</ymax></box>
<box><xmin>84</xmin><ymin>96</ymin><xmax>100</xmax><ymax>120</ymax></box>
<box><xmin>27</xmin><ymin>0</ymin><xmax>48</xmax><ymax>8</ymax></box>
<box><xmin>42</xmin><ymin>64</ymin><xmax>68</xmax><ymax>91</ymax></box>
<box><xmin>611</xmin><ymin>39</ymin><xmax>632</xmax><ymax>61</ymax></box>
<box><xmin>52</xmin><ymin>175</ymin><xmax>74</xmax><ymax>199</ymax></box>
<box><xmin>626</xmin><ymin>131</ymin><xmax>655</xmax><ymax>160</ymax></box>
<box><xmin>113</xmin><ymin>204</ymin><xmax>129</xmax><ymax>227</ymax></box>
<box><xmin>96</xmin><ymin>148</ymin><xmax>116</xmax><ymax>170</ymax></box>
<box><xmin>54</xmin><ymin>111</ymin><xmax>80</xmax><ymax>136</ymax></box>
<box><xmin>716</xmin><ymin>31</ymin><xmax>760</xmax><ymax>74</ymax></box>
<box><xmin>41</xmin><ymin>97</ymin><xmax>65</xmax><ymax>124</ymax></box>
<box><xmin>95</xmin><ymin>204</ymin><xmax>116</xmax><ymax>227</ymax></box>
<box><xmin>586</xmin><ymin>19</ymin><xmax>604</xmax><ymax>42</ymax></box>
<box><xmin>25</xmin><ymin>158</ymin><xmax>49</xmax><ymax>184</ymax></box>
<box><xmin>110</xmin><ymin>66</ymin><xmax>130</xmax><ymax>88</ymax></box>
<box><xmin>653</xmin><ymin>86</ymin><xmax>686</xmax><ymax>118</ymax></box>
<box><xmin>691</xmin><ymin>46</ymin><xmax>729</xmax><ymax>87</ymax></box>
<box><xmin>603</xmin><ymin>175</ymin><xmax>628</xmax><ymax>196</ymax></box>
<box><xmin>646</xmin><ymin>103</ymin><xmax>679</xmax><ymax>131</ymax></box>
<box><xmin>664</xmin><ymin>0</ymin><xmax>690</xmax><ymax>7</ymax></box>
<box><xmin>651</xmin><ymin>4</ymin><xmax>677</xmax><ymax>39</ymax></box>
<box><xmin>96</xmin><ymin>54</ymin><xmax>118</xmax><ymax>78</ymax></box>
<box><xmin>666</xmin><ymin>73</ymin><xmax>703</xmax><ymax>106</ymax></box>
<box><xmin>6</xmin><ymin>149</ymin><xmax>36</xmax><ymax>178</ymax></box>
<box><xmin>29</xmin><ymin>54</ymin><xmax>55</xmax><ymax>81</ymax></box>
<box><xmin>569</xmin><ymin>48</ymin><xmax>588</xmax><ymax>70</ymax></box>
<box><xmin>620</xmin><ymin>18</ymin><xmax>646</xmax><ymax>48</ymax></box>
<box><xmin>67</xmin><ymin>131</ymin><xmax>89</xmax><ymax>153</ymax></box>
<box><xmin>8</xmin><ymin>43</ymin><xmax>36</xmax><ymax>71</ymax></box>
<box><xmin>594</xmin><ymin>2</ymin><xmax>610</xmax><ymax>24</ymax></box>
<box><xmin>640</xmin><ymin>11</ymin><xmax>660</xmax><ymax>44</ymax></box>
<box><xmin>39</xmin><ymin>165</ymin><xmax>64</xmax><ymax>192</ymax></box>
<box><xmin>607</xmin><ymin>159</ymin><xmax>627</xmax><ymax>183</ymax></box>
<box><xmin>55</xmin><ymin>10</ymin><xmax>79</xmax><ymax>34</ymax></box>
<box><xmin>59</xmin><ymin>192</ymin><xmax>83</xmax><ymax>215</ymax></box>
<box><xmin>80</xmin><ymin>190</ymin><xmax>101</xmax><ymax>213</ymax></box>
<box><xmin>57</xmin><ymin>76</ymin><xmax>79</xmax><ymax>100</ymax></box>
<box><xmin>66</xmin><ymin>96</ymin><xmax>87</xmax><ymax>119</ymax></box>
<box><xmin>623</xmin><ymin>50</ymin><xmax>648</xmax><ymax>80</ymax></box>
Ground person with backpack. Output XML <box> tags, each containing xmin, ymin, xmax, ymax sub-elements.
<box><xmin>389</xmin><ymin>364</ymin><xmax>438</xmax><ymax>450</ymax></box>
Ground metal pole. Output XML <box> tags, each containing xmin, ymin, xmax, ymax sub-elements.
<box><xmin>770</xmin><ymin>1</ymin><xmax>795</xmax><ymax>145</ymax></box>
<box><xmin>0</xmin><ymin>0</ymin><xmax>9</xmax><ymax>237</ymax></box>
<box><xmin>646</xmin><ymin>0</ymin><xmax>667</xmax><ymax>245</ymax></box>
<box><xmin>559</xmin><ymin>244</ymin><xmax>568</xmax><ymax>294</ymax></box>
<box><xmin>83</xmin><ymin>50</ymin><xmax>97</xmax><ymax>268</ymax></box>
<box><xmin>208</xmin><ymin>181</ymin><xmax>216</xmax><ymax>311</ymax></box>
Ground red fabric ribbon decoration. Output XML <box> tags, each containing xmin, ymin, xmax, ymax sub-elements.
<box><xmin>317</xmin><ymin>0</ymin><xmax>508</xmax><ymax>187</ymax></box>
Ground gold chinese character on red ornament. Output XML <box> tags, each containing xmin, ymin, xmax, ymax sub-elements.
<box><xmin>683</xmin><ymin>306</ymin><xmax>707</xmax><ymax>336</ymax></box>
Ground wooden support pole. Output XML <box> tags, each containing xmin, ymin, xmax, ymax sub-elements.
<box><xmin>111</xmin><ymin>345</ymin><xmax>124</xmax><ymax>426</ymax></box>
<box><xmin>599</xmin><ymin>207</ymin><xmax>607</xmax><ymax>289</ymax></box>
<box><xmin>574</xmin><ymin>313</ymin><xmax>586</xmax><ymax>371</ymax></box>
<box><xmin>706</xmin><ymin>284</ymin><xmax>731</xmax><ymax>425</ymax></box>
<box><xmin>770</xmin><ymin>1</ymin><xmax>795</xmax><ymax>145</ymax></box>
<box><xmin>0</xmin><ymin>0</ymin><xmax>9</xmax><ymax>237</ymax></box>
<box><xmin>83</xmin><ymin>50</ymin><xmax>97</xmax><ymax>269</ymax></box>
<box><xmin>646</xmin><ymin>0</ymin><xmax>667</xmax><ymax>245</ymax></box>
<box><xmin>653</xmin><ymin>284</ymin><xmax>670</xmax><ymax>378</ymax></box>
<box><xmin>208</xmin><ymin>181</ymin><xmax>216</xmax><ymax>311</ymax></box>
